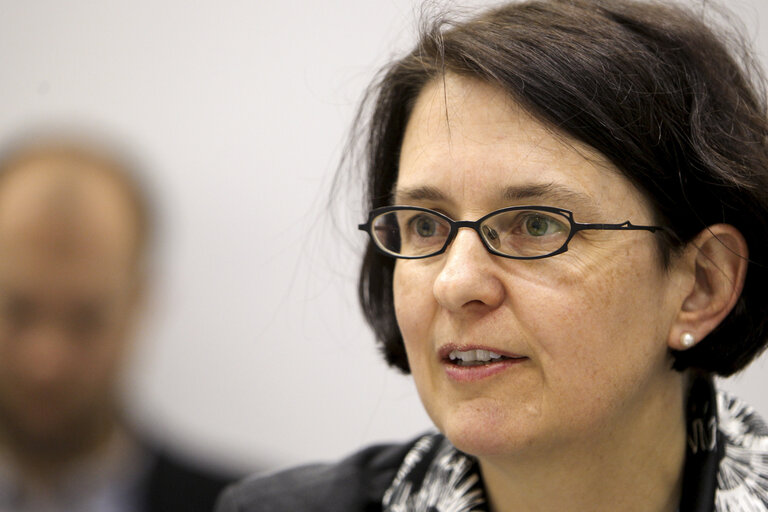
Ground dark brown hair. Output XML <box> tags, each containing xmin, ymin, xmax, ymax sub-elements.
<box><xmin>354</xmin><ymin>0</ymin><xmax>768</xmax><ymax>376</ymax></box>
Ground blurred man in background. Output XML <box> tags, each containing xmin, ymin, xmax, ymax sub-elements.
<box><xmin>0</xmin><ymin>133</ymin><xmax>235</xmax><ymax>511</ymax></box>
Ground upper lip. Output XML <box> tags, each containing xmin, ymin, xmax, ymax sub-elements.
<box><xmin>437</xmin><ymin>344</ymin><xmax>526</xmax><ymax>361</ymax></box>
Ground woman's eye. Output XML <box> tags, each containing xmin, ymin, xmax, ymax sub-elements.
<box><xmin>522</xmin><ymin>214</ymin><xmax>565</xmax><ymax>236</ymax></box>
<box><xmin>411</xmin><ymin>215</ymin><xmax>438</xmax><ymax>237</ymax></box>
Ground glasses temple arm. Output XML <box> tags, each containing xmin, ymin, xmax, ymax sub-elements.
<box><xmin>574</xmin><ymin>221</ymin><xmax>667</xmax><ymax>232</ymax></box>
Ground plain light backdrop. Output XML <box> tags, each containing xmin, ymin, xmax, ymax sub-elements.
<box><xmin>0</xmin><ymin>0</ymin><xmax>766</xmax><ymax>471</ymax></box>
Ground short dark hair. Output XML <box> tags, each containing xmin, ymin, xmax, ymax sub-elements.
<box><xmin>354</xmin><ymin>0</ymin><xmax>768</xmax><ymax>376</ymax></box>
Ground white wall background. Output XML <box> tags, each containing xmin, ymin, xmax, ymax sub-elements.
<box><xmin>0</xmin><ymin>0</ymin><xmax>765</xmax><ymax>472</ymax></box>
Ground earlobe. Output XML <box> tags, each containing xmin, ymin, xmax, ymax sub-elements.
<box><xmin>668</xmin><ymin>224</ymin><xmax>748</xmax><ymax>350</ymax></box>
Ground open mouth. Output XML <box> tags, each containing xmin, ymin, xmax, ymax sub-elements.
<box><xmin>447</xmin><ymin>349</ymin><xmax>525</xmax><ymax>367</ymax></box>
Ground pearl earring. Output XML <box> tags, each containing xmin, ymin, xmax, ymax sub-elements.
<box><xmin>681</xmin><ymin>332</ymin><xmax>696</xmax><ymax>348</ymax></box>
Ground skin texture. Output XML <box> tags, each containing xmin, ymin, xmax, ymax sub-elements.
<box><xmin>0</xmin><ymin>152</ymin><xmax>143</xmax><ymax>481</ymax></box>
<box><xmin>392</xmin><ymin>75</ymin><xmax>700</xmax><ymax>511</ymax></box>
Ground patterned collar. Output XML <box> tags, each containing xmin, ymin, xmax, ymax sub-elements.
<box><xmin>382</xmin><ymin>375</ymin><xmax>768</xmax><ymax>512</ymax></box>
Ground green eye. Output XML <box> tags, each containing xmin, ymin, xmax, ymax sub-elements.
<box><xmin>524</xmin><ymin>215</ymin><xmax>553</xmax><ymax>236</ymax></box>
<box><xmin>414</xmin><ymin>216</ymin><xmax>437</xmax><ymax>237</ymax></box>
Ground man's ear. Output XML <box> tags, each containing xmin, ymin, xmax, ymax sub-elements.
<box><xmin>668</xmin><ymin>224</ymin><xmax>748</xmax><ymax>350</ymax></box>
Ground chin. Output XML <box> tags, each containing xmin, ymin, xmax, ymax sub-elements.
<box><xmin>430</xmin><ymin>398</ymin><xmax>544</xmax><ymax>459</ymax></box>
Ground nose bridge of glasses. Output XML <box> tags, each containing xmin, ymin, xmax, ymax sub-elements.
<box><xmin>445</xmin><ymin>219</ymin><xmax>495</xmax><ymax>252</ymax></box>
<box><xmin>459</xmin><ymin>218</ymin><xmax>500</xmax><ymax>241</ymax></box>
<box><xmin>452</xmin><ymin>219</ymin><xmax>482</xmax><ymax>230</ymax></box>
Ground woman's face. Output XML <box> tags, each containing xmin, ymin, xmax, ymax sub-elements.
<box><xmin>393</xmin><ymin>74</ymin><xmax>687</xmax><ymax>460</ymax></box>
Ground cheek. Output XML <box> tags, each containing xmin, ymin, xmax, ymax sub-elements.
<box><xmin>523</xmin><ymin>258</ymin><xmax>672</xmax><ymax>399</ymax></box>
<box><xmin>393</xmin><ymin>263</ymin><xmax>437</xmax><ymax>363</ymax></box>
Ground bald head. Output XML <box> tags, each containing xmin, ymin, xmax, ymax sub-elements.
<box><xmin>0</xmin><ymin>141</ymin><xmax>150</xmax><ymax>266</ymax></box>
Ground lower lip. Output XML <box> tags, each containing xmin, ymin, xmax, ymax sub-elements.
<box><xmin>443</xmin><ymin>358</ymin><xmax>527</xmax><ymax>382</ymax></box>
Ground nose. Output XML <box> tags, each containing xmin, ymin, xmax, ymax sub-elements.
<box><xmin>433</xmin><ymin>228</ymin><xmax>505</xmax><ymax>312</ymax></box>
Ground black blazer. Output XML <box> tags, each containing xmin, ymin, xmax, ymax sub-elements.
<box><xmin>141</xmin><ymin>447</ymin><xmax>239</xmax><ymax>512</ymax></box>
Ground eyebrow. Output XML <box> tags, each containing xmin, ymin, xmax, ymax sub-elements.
<box><xmin>392</xmin><ymin>185</ymin><xmax>447</xmax><ymax>203</ymax></box>
<box><xmin>502</xmin><ymin>183</ymin><xmax>592</xmax><ymax>204</ymax></box>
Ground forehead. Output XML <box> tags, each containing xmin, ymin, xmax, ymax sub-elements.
<box><xmin>396</xmin><ymin>74</ymin><xmax>649</xmax><ymax>218</ymax></box>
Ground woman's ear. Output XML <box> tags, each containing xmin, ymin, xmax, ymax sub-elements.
<box><xmin>668</xmin><ymin>224</ymin><xmax>748</xmax><ymax>350</ymax></box>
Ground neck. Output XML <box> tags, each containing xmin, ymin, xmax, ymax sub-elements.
<box><xmin>480</xmin><ymin>372</ymin><xmax>687</xmax><ymax>512</ymax></box>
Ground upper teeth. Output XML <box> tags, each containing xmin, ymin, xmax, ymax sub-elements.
<box><xmin>449</xmin><ymin>349</ymin><xmax>504</xmax><ymax>362</ymax></box>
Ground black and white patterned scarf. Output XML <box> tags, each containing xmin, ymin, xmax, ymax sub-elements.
<box><xmin>382</xmin><ymin>376</ymin><xmax>768</xmax><ymax>512</ymax></box>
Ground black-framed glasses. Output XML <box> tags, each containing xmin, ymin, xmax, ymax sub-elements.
<box><xmin>358</xmin><ymin>205</ymin><xmax>669</xmax><ymax>260</ymax></box>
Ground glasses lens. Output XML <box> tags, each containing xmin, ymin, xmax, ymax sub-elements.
<box><xmin>372</xmin><ymin>209</ymin><xmax>451</xmax><ymax>257</ymax></box>
<box><xmin>481</xmin><ymin>209</ymin><xmax>571</xmax><ymax>257</ymax></box>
